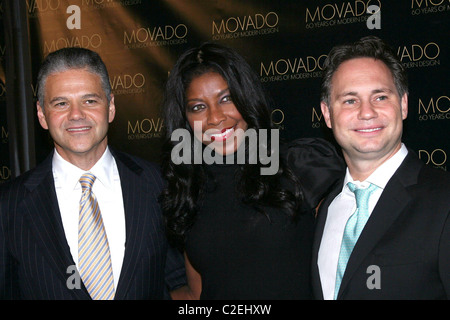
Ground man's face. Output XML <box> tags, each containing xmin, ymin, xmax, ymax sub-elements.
<box><xmin>37</xmin><ymin>68</ymin><xmax>115</xmax><ymax>165</ymax></box>
<box><xmin>321</xmin><ymin>58</ymin><xmax>408</xmax><ymax>168</ymax></box>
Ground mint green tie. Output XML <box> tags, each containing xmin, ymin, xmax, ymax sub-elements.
<box><xmin>334</xmin><ymin>182</ymin><xmax>378</xmax><ymax>299</ymax></box>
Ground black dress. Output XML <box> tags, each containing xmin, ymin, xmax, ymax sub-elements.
<box><xmin>185</xmin><ymin>138</ymin><xmax>344</xmax><ymax>299</ymax></box>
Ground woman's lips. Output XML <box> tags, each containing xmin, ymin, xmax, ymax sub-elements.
<box><xmin>209</xmin><ymin>126</ymin><xmax>235</xmax><ymax>142</ymax></box>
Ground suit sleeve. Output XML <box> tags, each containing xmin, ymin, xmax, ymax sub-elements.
<box><xmin>137</xmin><ymin>159</ymin><xmax>187</xmax><ymax>298</ymax></box>
<box><xmin>143</xmin><ymin>164</ymin><xmax>187</xmax><ymax>299</ymax></box>
<box><xmin>439</xmin><ymin>210</ymin><xmax>450</xmax><ymax>298</ymax></box>
<box><xmin>163</xmin><ymin>244</ymin><xmax>187</xmax><ymax>299</ymax></box>
<box><xmin>0</xmin><ymin>184</ymin><xmax>20</xmax><ymax>299</ymax></box>
<box><xmin>284</xmin><ymin>137</ymin><xmax>345</xmax><ymax>210</ymax></box>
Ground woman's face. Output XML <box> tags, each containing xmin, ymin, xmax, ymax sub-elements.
<box><xmin>185</xmin><ymin>72</ymin><xmax>248</xmax><ymax>155</ymax></box>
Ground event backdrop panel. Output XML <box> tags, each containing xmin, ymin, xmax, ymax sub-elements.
<box><xmin>1</xmin><ymin>0</ymin><xmax>8</xmax><ymax>183</ymax></box>
<box><xmin>0</xmin><ymin>0</ymin><xmax>448</xmax><ymax>185</ymax></box>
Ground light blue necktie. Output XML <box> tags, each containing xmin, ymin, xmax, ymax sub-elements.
<box><xmin>334</xmin><ymin>182</ymin><xmax>378</xmax><ymax>299</ymax></box>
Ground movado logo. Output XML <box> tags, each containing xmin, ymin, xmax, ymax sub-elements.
<box><xmin>1</xmin><ymin>126</ymin><xmax>8</xmax><ymax>143</ymax></box>
<box><xmin>397</xmin><ymin>42</ymin><xmax>441</xmax><ymax>68</ymax></box>
<box><xmin>127</xmin><ymin>118</ymin><xmax>164</xmax><ymax>140</ymax></box>
<box><xmin>124</xmin><ymin>24</ymin><xmax>188</xmax><ymax>43</ymax></box>
<box><xmin>260</xmin><ymin>54</ymin><xmax>327</xmax><ymax>82</ymax></box>
<box><xmin>271</xmin><ymin>109</ymin><xmax>285</xmax><ymax>130</ymax></box>
<box><xmin>123</xmin><ymin>24</ymin><xmax>188</xmax><ymax>48</ymax></box>
<box><xmin>26</xmin><ymin>0</ymin><xmax>61</xmax><ymax>14</ymax></box>
<box><xmin>306</xmin><ymin>0</ymin><xmax>382</xmax><ymax>21</ymax></box>
<box><xmin>43</xmin><ymin>34</ymin><xmax>102</xmax><ymax>53</ymax></box>
<box><xmin>212</xmin><ymin>12</ymin><xmax>279</xmax><ymax>40</ymax></box>
<box><xmin>0</xmin><ymin>81</ymin><xmax>5</xmax><ymax>98</ymax></box>
<box><xmin>0</xmin><ymin>166</ymin><xmax>11</xmax><ymax>181</ymax></box>
<box><xmin>419</xmin><ymin>149</ymin><xmax>447</xmax><ymax>169</ymax></box>
<box><xmin>212</xmin><ymin>12</ymin><xmax>279</xmax><ymax>34</ymax></box>
<box><xmin>412</xmin><ymin>0</ymin><xmax>450</xmax><ymax>6</ymax></box>
<box><xmin>398</xmin><ymin>42</ymin><xmax>440</xmax><ymax>62</ymax></box>
<box><xmin>418</xmin><ymin>95</ymin><xmax>450</xmax><ymax>121</ymax></box>
<box><xmin>411</xmin><ymin>0</ymin><xmax>450</xmax><ymax>10</ymax></box>
<box><xmin>110</xmin><ymin>73</ymin><xmax>146</xmax><ymax>95</ymax></box>
<box><xmin>311</xmin><ymin>107</ymin><xmax>326</xmax><ymax>129</ymax></box>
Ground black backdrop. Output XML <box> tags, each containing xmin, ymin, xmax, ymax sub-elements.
<box><xmin>1</xmin><ymin>0</ymin><xmax>449</xmax><ymax>184</ymax></box>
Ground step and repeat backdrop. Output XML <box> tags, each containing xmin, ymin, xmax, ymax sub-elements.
<box><xmin>0</xmin><ymin>0</ymin><xmax>449</xmax><ymax>184</ymax></box>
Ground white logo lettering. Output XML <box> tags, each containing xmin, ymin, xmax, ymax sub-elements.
<box><xmin>366</xmin><ymin>265</ymin><xmax>381</xmax><ymax>290</ymax></box>
<box><xmin>66</xmin><ymin>265</ymin><xmax>81</xmax><ymax>289</ymax></box>
<box><xmin>66</xmin><ymin>5</ymin><xmax>81</xmax><ymax>30</ymax></box>
<box><xmin>366</xmin><ymin>5</ymin><xmax>381</xmax><ymax>29</ymax></box>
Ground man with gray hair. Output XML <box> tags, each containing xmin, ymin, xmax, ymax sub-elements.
<box><xmin>0</xmin><ymin>47</ymin><xmax>185</xmax><ymax>299</ymax></box>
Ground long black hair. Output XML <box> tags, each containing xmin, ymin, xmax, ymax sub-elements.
<box><xmin>159</xmin><ymin>42</ymin><xmax>303</xmax><ymax>249</ymax></box>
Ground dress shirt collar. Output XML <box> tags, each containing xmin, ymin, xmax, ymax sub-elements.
<box><xmin>52</xmin><ymin>146</ymin><xmax>115</xmax><ymax>191</ymax></box>
<box><xmin>343</xmin><ymin>143</ymin><xmax>409</xmax><ymax>191</ymax></box>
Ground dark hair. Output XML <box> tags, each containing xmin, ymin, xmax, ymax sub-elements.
<box><xmin>37</xmin><ymin>47</ymin><xmax>112</xmax><ymax>106</ymax></box>
<box><xmin>159</xmin><ymin>42</ymin><xmax>302</xmax><ymax>249</ymax></box>
<box><xmin>321</xmin><ymin>36</ymin><xmax>408</xmax><ymax>105</ymax></box>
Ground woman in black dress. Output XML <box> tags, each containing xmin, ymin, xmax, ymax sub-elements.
<box><xmin>160</xmin><ymin>42</ymin><xmax>344</xmax><ymax>299</ymax></box>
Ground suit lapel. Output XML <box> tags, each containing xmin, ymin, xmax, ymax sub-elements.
<box><xmin>336</xmin><ymin>152</ymin><xmax>423</xmax><ymax>299</ymax></box>
<box><xmin>22</xmin><ymin>155</ymin><xmax>89</xmax><ymax>298</ymax></box>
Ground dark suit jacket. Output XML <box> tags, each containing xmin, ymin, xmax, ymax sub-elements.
<box><xmin>0</xmin><ymin>149</ymin><xmax>185</xmax><ymax>299</ymax></box>
<box><xmin>312</xmin><ymin>150</ymin><xmax>450</xmax><ymax>299</ymax></box>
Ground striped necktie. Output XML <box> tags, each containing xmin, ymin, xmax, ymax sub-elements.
<box><xmin>78</xmin><ymin>173</ymin><xmax>115</xmax><ymax>300</ymax></box>
<box><xmin>334</xmin><ymin>182</ymin><xmax>378</xmax><ymax>299</ymax></box>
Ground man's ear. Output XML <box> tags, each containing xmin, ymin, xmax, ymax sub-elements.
<box><xmin>108</xmin><ymin>94</ymin><xmax>116</xmax><ymax>123</ymax></box>
<box><xmin>37</xmin><ymin>101</ymin><xmax>49</xmax><ymax>130</ymax></box>
<box><xmin>320</xmin><ymin>101</ymin><xmax>332</xmax><ymax>129</ymax></box>
<box><xmin>400</xmin><ymin>93</ymin><xmax>408</xmax><ymax>120</ymax></box>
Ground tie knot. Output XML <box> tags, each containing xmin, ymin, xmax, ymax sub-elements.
<box><xmin>347</xmin><ymin>182</ymin><xmax>378</xmax><ymax>209</ymax></box>
<box><xmin>80</xmin><ymin>173</ymin><xmax>96</xmax><ymax>190</ymax></box>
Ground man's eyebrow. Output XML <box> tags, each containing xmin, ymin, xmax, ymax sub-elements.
<box><xmin>372</xmin><ymin>88</ymin><xmax>394</xmax><ymax>94</ymax></box>
<box><xmin>336</xmin><ymin>88</ymin><xmax>394</xmax><ymax>99</ymax></box>
<box><xmin>81</xmin><ymin>93</ymin><xmax>103</xmax><ymax>100</ymax></box>
<box><xmin>336</xmin><ymin>91</ymin><xmax>357</xmax><ymax>99</ymax></box>
<box><xmin>48</xmin><ymin>96</ymin><xmax>67</xmax><ymax>104</ymax></box>
<box><xmin>48</xmin><ymin>93</ymin><xmax>104</xmax><ymax>105</ymax></box>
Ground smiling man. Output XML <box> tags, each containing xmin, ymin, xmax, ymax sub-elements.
<box><xmin>0</xmin><ymin>47</ymin><xmax>185</xmax><ymax>300</ymax></box>
<box><xmin>312</xmin><ymin>36</ymin><xmax>450</xmax><ymax>300</ymax></box>
<box><xmin>321</xmin><ymin>57</ymin><xmax>407</xmax><ymax>181</ymax></box>
<box><xmin>37</xmin><ymin>68</ymin><xmax>115</xmax><ymax>171</ymax></box>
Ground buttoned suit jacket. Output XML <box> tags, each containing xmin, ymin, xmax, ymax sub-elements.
<box><xmin>312</xmin><ymin>150</ymin><xmax>450</xmax><ymax>299</ymax></box>
<box><xmin>0</xmin><ymin>148</ymin><xmax>185</xmax><ymax>299</ymax></box>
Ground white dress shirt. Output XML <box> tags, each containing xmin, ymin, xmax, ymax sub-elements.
<box><xmin>52</xmin><ymin>147</ymin><xmax>126</xmax><ymax>289</ymax></box>
<box><xmin>318</xmin><ymin>144</ymin><xmax>408</xmax><ymax>300</ymax></box>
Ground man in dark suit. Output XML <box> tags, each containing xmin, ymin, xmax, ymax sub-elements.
<box><xmin>313</xmin><ymin>36</ymin><xmax>450</xmax><ymax>300</ymax></box>
<box><xmin>0</xmin><ymin>47</ymin><xmax>186</xmax><ymax>299</ymax></box>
